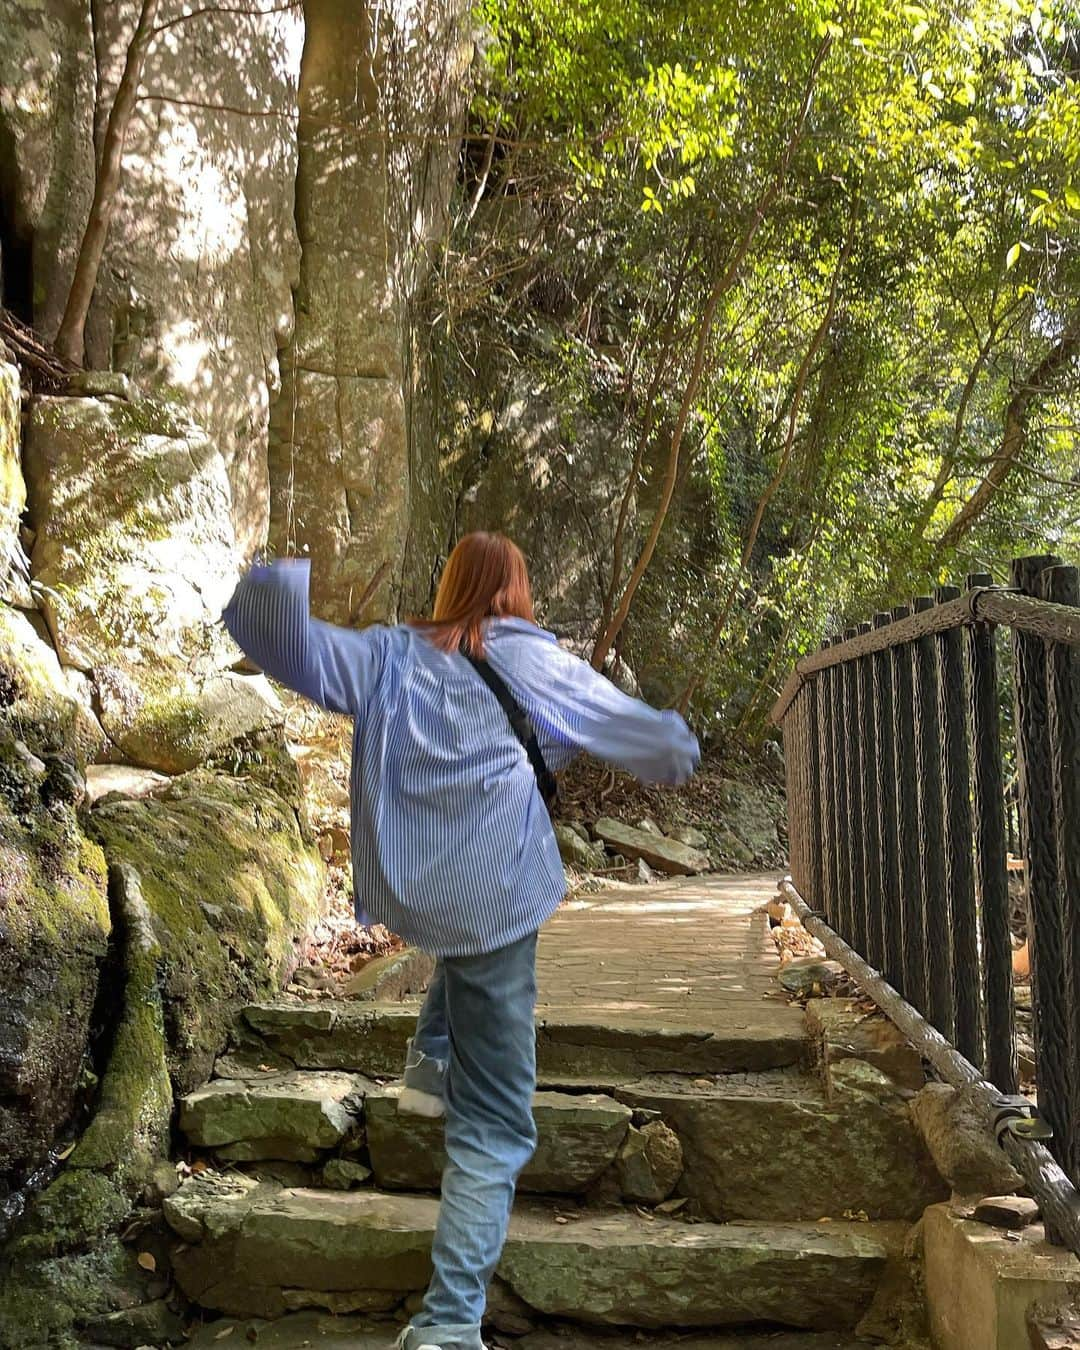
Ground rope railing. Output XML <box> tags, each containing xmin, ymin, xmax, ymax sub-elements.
<box><xmin>773</xmin><ymin>553</ymin><xmax>1080</xmax><ymax>1251</ymax></box>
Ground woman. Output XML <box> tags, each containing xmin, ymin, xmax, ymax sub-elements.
<box><xmin>222</xmin><ymin>532</ymin><xmax>699</xmax><ymax>1350</ymax></box>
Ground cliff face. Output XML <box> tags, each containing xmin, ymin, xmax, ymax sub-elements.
<box><xmin>0</xmin><ymin>2</ymin><xmax>469</xmax><ymax>1336</ymax></box>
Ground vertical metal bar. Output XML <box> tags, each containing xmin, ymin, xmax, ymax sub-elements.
<box><xmin>817</xmin><ymin>648</ymin><xmax>838</xmax><ymax>930</ymax></box>
<box><xmin>784</xmin><ymin>695</ymin><xmax>798</xmax><ymax>889</ymax></box>
<box><xmin>965</xmin><ymin>573</ymin><xmax>1016</xmax><ymax>1092</ymax></box>
<box><xmin>804</xmin><ymin>677</ymin><xmax>824</xmax><ymax>911</ymax></box>
<box><xmin>843</xmin><ymin>628</ymin><xmax>867</xmax><ymax>955</ymax></box>
<box><xmin>830</xmin><ymin>635</ymin><xmax>852</xmax><ymax>941</ymax></box>
<box><xmin>912</xmin><ymin>594</ymin><xmax>953</xmax><ymax>1040</ymax></box>
<box><xmin>857</xmin><ymin>622</ymin><xmax>883</xmax><ymax>971</ymax></box>
<box><xmin>792</xmin><ymin>690</ymin><xmax>810</xmax><ymax>899</ymax></box>
<box><xmin>1039</xmin><ymin>564</ymin><xmax>1080</xmax><ymax>1194</ymax></box>
<box><xmin>936</xmin><ymin>584</ymin><xmax>981</xmax><ymax>1067</ymax></box>
<box><xmin>1011</xmin><ymin>554</ymin><xmax>1068</xmax><ymax>1240</ymax></box>
<box><xmin>891</xmin><ymin>606</ymin><xmax>925</xmax><ymax>1013</ymax></box>
<box><xmin>873</xmin><ymin>612</ymin><xmax>902</xmax><ymax>994</ymax></box>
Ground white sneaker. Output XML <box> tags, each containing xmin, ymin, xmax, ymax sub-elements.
<box><xmin>397</xmin><ymin>1085</ymin><xmax>446</xmax><ymax>1119</ymax></box>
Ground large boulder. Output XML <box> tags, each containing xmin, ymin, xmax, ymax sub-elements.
<box><xmin>23</xmin><ymin>396</ymin><xmax>238</xmax><ymax>675</ymax></box>
<box><xmin>95</xmin><ymin>666</ymin><xmax>283</xmax><ymax>775</ymax></box>
<box><xmin>593</xmin><ymin>817</ymin><xmax>710</xmax><ymax>876</ymax></box>
<box><xmin>89</xmin><ymin>758</ymin><xmax>325</xmax><ymax>1093</ymax></box>
<box><xmin>0</xmin><ymin>731</ymin><xmax>110</xmax><ymax>1191</ymax></box>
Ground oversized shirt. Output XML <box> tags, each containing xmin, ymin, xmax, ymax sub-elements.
<box><xmin>222</xmin><ymin>561</ymin><xmax>700</xmax><ymax>957</ymax></box>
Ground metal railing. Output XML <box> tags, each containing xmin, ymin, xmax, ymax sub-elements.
<box><xmin>773</xmin><ymin>554</ymin><xmax>1080</xmax><ymax>1248</ymax></box>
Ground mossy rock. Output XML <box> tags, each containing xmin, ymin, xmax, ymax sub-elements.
<box><xmin>90</xmin><ymin>768</ymin><xmax>325</xmax><ymax>1091</ymax></box>
<box><xmin>0</xmin><ymin>1235</ymin><xmax>161</xmax><ymax>1350</ymax></box>
<box><xmin>23</xmin><ymin>395</ymin><xmax>238</xmax><ymax>675</ymax></box>
<box><xmin>0</xmin><ymin>604</ymin><xmax>106</xmax><ymax>765</ymax></box>
<box><xmin>95</xmin><ymin>665</ymin><xmax>283</xmax><ymax>775</ymax></box>
<box><xmin>0</xmin><ymin>732</ymin><xmax>110</xmax><ymax>1184</ymax></box>
<box><xmin>7</xmin><ymin>1170</ymin><xmax>130</xmax><ymax>1263</ymax></box>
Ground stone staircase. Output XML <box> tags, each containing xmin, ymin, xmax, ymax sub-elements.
<box><xmin>165</xmin><ymin>878</ymin><xmax>943</xmax><ymax>1348</ymax></box>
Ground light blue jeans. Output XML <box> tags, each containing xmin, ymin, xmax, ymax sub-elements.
<box><xmin>401</xmin><ymin>932</ymin><xmax>539</xmax><ymax>1350</ymax></box>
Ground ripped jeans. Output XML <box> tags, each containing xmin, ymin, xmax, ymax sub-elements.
<box><xmin>399</xmin><ymin>931</ymin><xmax>538</xmax><ymax>1350</ymax></box>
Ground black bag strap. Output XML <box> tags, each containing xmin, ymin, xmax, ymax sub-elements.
<box><xmin>461</xmin><ymin>649</ymin><xmax>559</xmax><ymax>809</ymax></box>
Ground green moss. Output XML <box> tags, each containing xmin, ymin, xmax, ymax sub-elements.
<box><xmin>70</xmin><ymin>936</ymin><xmax>171</xmax><ymax>1183</ymax></box>
<box><xmin>7</xmin><ymin>1171</ymin><xmax>129</xmax><ymax>1263</ymax></box>
<box><xmin>0</xmin><ymin>1237</ymin><xmax>142</xmax><ymax>1350</ymax></box>
<box><xmin>90</xmin><ymin>770</ymin><xmax>324</xmax><ymax>1090</ymax></box>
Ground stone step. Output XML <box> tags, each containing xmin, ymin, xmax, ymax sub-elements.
<box><xmin>165</xmin><ymin>1174</ymin><xmax>897</xmax><ymax>1331</ymax></box>
<box><xmin>239</xmin><ymin>998</ymin><xmax>805</xmax><ymax>1084</ymax></box>
<box><xmin>179</xmin><ymin>1071</ymin><xmax>367</xmax><ymax>1162</ymax></box>
<box><xmin>179</xmin><ymin>1076</ymin><xmax>635</xmax><ymax>1196</ymax></box>
<box><xmin>365</xmin><ymin>1086</ymin><xmax>633</xmax><ymax>1194</ymax></box>
<box><xmin>181</xmin><ymin>1062</ymin><xmax>944</xmax><ymax>1222</ymax></box>
<box><xmin>613</xmin><ymin>1065</ymin><xmax>946</xmax><ymax>1222</ymax></box>
<box><xmin>185</xmin><ymin>1310</ymin><xmax>880</xmax><ymax>1350</ymax></box>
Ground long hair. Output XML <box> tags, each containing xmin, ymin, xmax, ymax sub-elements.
<box><xmin>411</xmin><ymin>532</ymin><xmax>535</xmax><ymax>657</ymax></box>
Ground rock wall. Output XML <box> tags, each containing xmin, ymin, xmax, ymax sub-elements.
<box><xmin>0</xmin><ymin>3</ymin><xmax>470</xmax><ymax>1301</ymax></box>
<box><xmin>0</xmin><ymin>0</ymin><xmax>305</xmax><ymax>554</ymax></box>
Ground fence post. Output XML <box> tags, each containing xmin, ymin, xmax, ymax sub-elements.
<box><xmin>964</xmin><ymin>573</ymin><xmax>1017</xmax><ymax>1092</ymax></box>
<box><xmin>912</xmin><ymin>594</ymin><xmax>953</xmax><ymax>1040</ymax></box>
<box><xmin>804</xmin><ymin>677</ymin><xmax>824</xmax><ymax>911</ymax></box>
<box><xmin>1038</xmin><ymin>563</ymin><xmax>1080</xmax><ymax>1194</ymax></box>
<box><xmin>1011</xmin><ymin>554</ymin><xmax>1068</xmax><ymax>1240</ymax></box>
<box><xmin>783</xmin><ymin>689</ymin><xmax>803</xmax><ymax>898</ymax></box>
<box><xmin>873</xmin><ymin>612</ymin><xmax>902</xmax><ymax>994</ymax></box>
<box><xmin>817</xmin><ymin>644</ymin><xmax>839</xmax><ymax>931</ymax></box>
<box><xmin>936</xmin><ymin>584</ymin><xmax>981</xmax><ymax>1067</ymax></box>
<box><xmin>891</xmin><ymin>606</ymin><xmax>925</xmax><ymax>1013</ymax></box>
<box><xmin>857</xmin><ymin>622</ymin><xmax>884</xmax><ymax>972</ymax></box>
<box><xmin>843</xmin><ymin>628</ymin><xmax>868</xmax><ymax>954</ymax></box>
<box><xmin>830</xmin><ymin>635</ymin><xmax>853</xmax><ymax>941</ymax></box>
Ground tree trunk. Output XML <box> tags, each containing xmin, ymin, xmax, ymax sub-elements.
<box><xmin>589</xmin><ymin>35</ymin><xmax>832</xmax><ymax>672</ymax></box>
<box><xmin>936</xmin><ymin>310</ymin><xmax>1080</xmax><ymax>553</ymax></box>
<box><xmin>54</xmin><ymin>0</ymin><xmax>161</xmax><ymax>366</ymax></box>
<box><xmin>595</xmin><ymin>240</ymin><xmax>693</xmax><ymax>654</ymax></box>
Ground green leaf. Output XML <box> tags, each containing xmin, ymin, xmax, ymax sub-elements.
<box><xmin>1005</xmin><ymin>242</ymin><xmax>1022</xmax><ymax>269</ymax></box>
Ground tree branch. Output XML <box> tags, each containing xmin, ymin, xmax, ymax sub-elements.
<box><xmin>55</xmin><ymin>0</ymin><xmax>162</xmax><ymax>365</ymax></box>
<box><xmin>936</xmin><ymin>309</ymin><xmax>1080</xmax><ymax>552</ymax></box>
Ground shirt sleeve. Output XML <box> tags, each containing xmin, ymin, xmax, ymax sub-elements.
<box><xmin>492</xmin><ymin>632</ymin><xmax>701</xmax><ymax>787</ymax></box>
<box><xmin>221</xmin><ymin>560</ymin><xmax>384</xmax><ymax>717</ymax></box>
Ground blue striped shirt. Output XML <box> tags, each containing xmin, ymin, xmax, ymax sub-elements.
<box><xmin>222</xmin><ymin>561</ymin><xmax>699</xmax><ymax>957</ymax></box>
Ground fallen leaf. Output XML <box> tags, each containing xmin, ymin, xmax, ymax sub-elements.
<box><xmin>191</xmin><ymin>1159</ymin><xmax>209</xmax><ymax>1175</ymax></box>
<box><xmin>56</xmin><ymin>1142</ymin><xmax>77</xmax><ymax>1161</ymax></box>
<box><xmin>213</xmin><ymin>1329</ymin><xmax>235</xmax><ymax>1341</ymax></box>
<box><xmin>137</xmin><ymin>1251</ymin><xmax>157</xmax><ymax>1272</ymax></box>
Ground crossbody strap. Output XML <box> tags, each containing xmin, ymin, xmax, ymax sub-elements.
<box><xmin>461</xmin><ymin>650</ymin><xmax>559</xmax><ymax>809</ymax></box>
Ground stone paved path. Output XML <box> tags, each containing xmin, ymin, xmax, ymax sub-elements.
<box><xmin>536</xmin><ymin>872</ymin><xmax>804</xmax><ymax>1038</ymax></box>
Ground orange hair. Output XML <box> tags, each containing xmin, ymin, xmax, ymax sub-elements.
<box><xmin>411</xmin><ymin>532</ymin><xmax>535</xmax><ymax>657</ymax></box>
